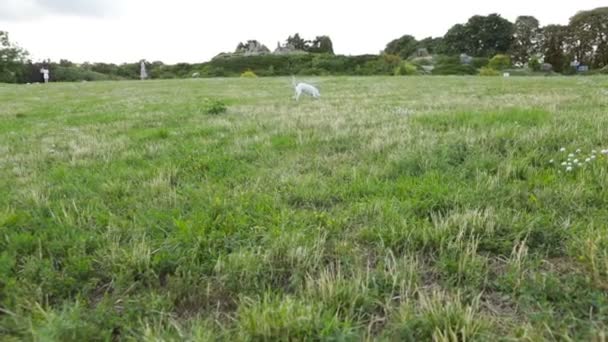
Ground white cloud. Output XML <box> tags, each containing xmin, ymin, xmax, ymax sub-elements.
<box><xmin>0</xmin><ymin>0</ymin><xmax>119</xmax><ymax>20</ymax></box>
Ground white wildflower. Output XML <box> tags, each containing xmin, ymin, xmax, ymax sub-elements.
<box><xmin>561</xmin><ymin>162</ymin><xmax>567</xmax><ymax>166</ymax></box>
<box><xmin>566</xmin><ymin>166</ymin><xmax>573</xmax><ymax>172</ymax></box>
<box><xmin>568</xmin><ymin>153</ymin><xmax>575</xmax><ymax>158</ymax></box>
<box><xmin>573</xmin><ymin>159</ymin><xmax>579</xmax><ymax>163</ymax></box>
<box><xmin>585</xmin><ymin>158</ymin><xmax>591</xmax><ymax>162</ymax></box>
<box><xmin>549</xmin><ymin>159</ymin><xmax>554</xmax><ymax>163</ymax></box>
<box><xmin>576</xmin><ymin>149</ymin><xmax>581</xmax><ymax>153</ymax></box>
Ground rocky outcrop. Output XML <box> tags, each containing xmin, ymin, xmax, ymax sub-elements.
<box><xmin>235</xmin><ymin>40</ymin><xmax>270</xmax><ymax>56</ymax></box>
<box><xmin>273</xmin><ymin>42</ymin><xmax>307</xmax><ymax>55</ymax></box>
<box><xmin>212</xmin><ymin>40</ymin><xmax>308</xmax><ymax>60</ymax></box>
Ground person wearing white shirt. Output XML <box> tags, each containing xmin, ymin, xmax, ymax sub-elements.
<box><xmin>40</xmin><ymin>68</ymin><xmax>50</xmax><ymax>83</ymax></box>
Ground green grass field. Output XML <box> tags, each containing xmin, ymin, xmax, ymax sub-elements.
<box><xmin>2</xmin><ymin>76</ymin><xmax>608</xmax><ymax>340</ymax></box>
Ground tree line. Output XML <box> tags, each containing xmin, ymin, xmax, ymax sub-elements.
<box><xmin>1</xmin><ymin>6</ymin><xmax>607</xmax><ymax>83</ymax></box>
<box><xmin>385</xmin><ymin>7</ymin><xmax>608</xmax><ymax>72</ymax></box>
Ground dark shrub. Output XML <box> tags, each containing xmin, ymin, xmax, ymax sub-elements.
<box><xmin>203</xmin><ymin>100</ymin><xmax>227</xmax><ymax>115</ymax></box>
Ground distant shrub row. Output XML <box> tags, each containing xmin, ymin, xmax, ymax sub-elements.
<box><xmin>199</xmin><ymin>54</ymin><xmax>390</xmax><ymax>77</ymax></box>
<box><xmin>189</xmin><ymin>54</ymin><xmax>494</xmax><ymax>78</ymax></box>
<box><xmin>12</xmin><ymin>52</ymin><xmax>579</xmax><ymax>84</ymax></box>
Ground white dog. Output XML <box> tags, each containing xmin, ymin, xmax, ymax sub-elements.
<box><xmin>292</xmin><ymin>76</ymin><xmax>320</xmax><ymax>101</ymax></box>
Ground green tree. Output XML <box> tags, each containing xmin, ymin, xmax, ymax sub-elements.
<box><xmin>511</xmin><ymin>16</ymin><xmax>541</xmax><ymax>65</ymax></box>
<box><xmin>59</xmin><ymin>59</ymin><xmax>74</xmax><ymax>67</ymax></box>
<box><xmin>308</xmin><ymin>36</ymin><xmax>334</xmax><ymax>54</ymax></box>
<box><xmin>286</xmin><ymin>33</ymin><xmax>310</xmax><ymax>50</ymax></box>
<box><xmin>417</xmin><ymin>37</ymin><xmax>445</xmax><ymax>54</ymax></box>
<box><xmin>466</xmin><ymin>14</ymin><xmax>514</xmax><ymax>57</ymax></box>
<box><xmin>384</xmin><ymin>35</ymin><xmax>419</xmax><ymax>58</ymax></box>
<box><xmin>0</xmin><ymin>31</ymin><xmax>28</xmax><ymax>83</ymax></box>
<box><xmin>442</xmin><ymin>14</ymin><xmax>514</xmax><ymax>57</ymax></box>
<box><xmin>568</xmin><ymin>7</ymin><xmax>608</xmax><ymax>68</ymax></box>
<box><xmin>442</xmin><ymin>24</ymin><xmax>469</xmax><ymax>55</ymax></box>
<box><xmin>541</xmin><ymin>24</ymin><xmax>567</xmax><ymax>72</ymax></box>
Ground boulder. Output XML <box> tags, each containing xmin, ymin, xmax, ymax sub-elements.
<box><xmin>460</xmin><ymin>53</ymin><xmax>473</xmax><ymax>65</ymax></box>
<box><xmin>541</xmin><ymin>63</ymin><xmax>553</xmax><ymax>72</ymax></box>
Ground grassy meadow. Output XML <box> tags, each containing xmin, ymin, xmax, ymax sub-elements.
<box><xmin>2</xmin><ymin>76</ymin><xmax>608</xmax><ymax>340</ymax></box>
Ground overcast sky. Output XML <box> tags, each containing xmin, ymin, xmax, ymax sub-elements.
<box><xmin>0</xmin><ymin>0</ymin><xmax>604</xmax><ymax>64</ymax></box>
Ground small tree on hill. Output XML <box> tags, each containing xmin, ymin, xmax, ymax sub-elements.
<box><xmin>0</xmin><ymin>31</ymin><xmax>28</xmax><ymax>83</ymax></box>
<box><xmin>308</xmin><ymin>36</ymin><xmax>334</xmax><ymax>54</ymax></box>
<box><xmin>286</xmin><ymin>33</ymin><xmax>310</xmax><ymax>51</ymax></box>
<box><xmin>384</xmin><ymin>35</ymin><xmax>419</xmax><ymax>58</ymax></box>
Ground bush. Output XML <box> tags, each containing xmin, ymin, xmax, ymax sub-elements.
<box><xmin>432</xmin><ymin>64</ymin><xmax>477</xmax><ymax>75</ymax></box>
<box><xmin>434</xmin><ymin>55</ymin><xmax>461</xmax><ymax>65</ymax></box>
<box><xmin>479</xmin><ymin>67</ymin><xmax>500</xmax><ymax>76</ymax></box>
<box><xmin>501</xmin><ymin>68</ymin><xmax>534</xmax><ymax>76</ymax></box>
<box><xmin>358</xmin><ymin>54</ymin><xmax>402</xmax><ymax>75</ymax></box>
<box><xmin>240</xmin><ymin>70</ymin><xmax>257</xmax><ymax>78</ymax></box>
<box><xmin>203</xmin><ymin>99</ymin><xmax>227</xmax><ymax>115</ymax></box>
<box><xmin>488</xmin><ymin>54</ymin><xmax>511</xmax><ymax>70</ymax></box>
<box><xmin>471</xmin><ymin>57</ymin><xmax>489</xmax><ymax>69</ymax></box>
<box><xmin>432</xmin><ymin>57</ymin><xmax>477</xmax><ymax>75</ymax></box>
<box><xmin>410</xmin><ymin>56</ymin><xmax>434</xmax><ymax>66</ymax></box>
<box><xmin>0</xmin><ymin>70</ymin><xmax>17</xmax><ymax>83</ymax></box>
<box><xmin>297</xmin><ymin>67</ymin><xmax>328</xmax><ymax>76</ymax></box>
<box><xmin>53</xmin><ymin>66</ymin><xmax>114</xmax><ymax>82</ymax></box>
<box><xmin>529</xmin><ymin>57</ymin><xmax>541</xmax><ymax>72</ymax></box>
<box><xmin>200</xmin><ymin>65</ymin><xmax>228</xmax><ymax>77</ymax></box>
<box><xmin>562</xmin><ymin>67</ymin><xmax>577</xmax><ymax>76</ymax></box>
<box><xmin>596</xmin><ymin>65</ymin><xmax>608</xmax><ymax>75</ymax></box>
<box><xmin>394</xmin><ymin>62</ymin><xmax>418</xmax><ymax>75</ymax></box>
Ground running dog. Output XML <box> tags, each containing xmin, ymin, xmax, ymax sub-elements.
<box><xmin>292</xmin><ymin>76</ymin><xmax>320</xmax><ymax>101</ymax></box>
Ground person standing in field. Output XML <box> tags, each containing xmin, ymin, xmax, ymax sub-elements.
<box><xmin>40</xmin><ymin>67</ymin><xmax>50</xmax><ymax>83</ymax></box>
<box><xmin>140</xmin><ymin>60</ymin><xmax>147</xmax><ymax>80</ymax></box>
